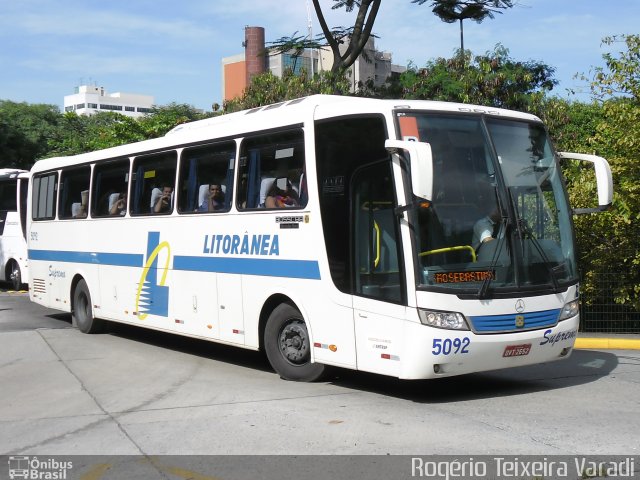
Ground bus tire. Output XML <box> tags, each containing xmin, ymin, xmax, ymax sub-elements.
<box><xmin>73</xmin><ymin>279</ymin><xmax>105</xmax><ymax>334</ymax></box>
<box><xmin>8</xmin><ymin>260</ymin><xmax>22</xmax><ymax>291</ymax></box>
<box><xmin>264</xmin><ymin>303</ymin><xmax>325</xmax><ymax>382</ymax></box>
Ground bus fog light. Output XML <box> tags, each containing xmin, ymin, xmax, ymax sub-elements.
<box><xmin>418</xmin><ymin>309</ymin><xmax>469</xmax><ymax>330</ymax></box>
<box><xmin>559</xmin><ymin>300</ymin><xmax>579</xmax><ymax>321</ymax></box>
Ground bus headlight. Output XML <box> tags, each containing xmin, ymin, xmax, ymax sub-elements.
<box><xmin>418</xmin><ymin>309</ymin><xmax>469</xmax><ymax>330</ymax></box>
<box><xmin>559</xmin><ymin>300</ymin><xmax>580</xmax><ymax>321</ymax></box>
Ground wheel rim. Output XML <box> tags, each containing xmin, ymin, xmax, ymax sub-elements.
<box><xmin>278</xmin><ymin>319</ymin><xmax>310</xmax><ymax>365</ymax></box>
<box><xmin>9</xmin><ymin>262</ymin><xmax>20</xmax><ymax>289</ymax></box>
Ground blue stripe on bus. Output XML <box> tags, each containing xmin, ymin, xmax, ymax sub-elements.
<box><xmin>28</xmin><ymin>249</ymin><xmax>321</xmax><ymax>280</ymax></box>
<box><xmin>28</xmin><ymin>249</ymin><xmax>143</xmax><ymax>267</ymax></box>
<box><xmin>173</xmin><ymin>256</ymin><xmax>321</xmax><ymax>280</ymax></box>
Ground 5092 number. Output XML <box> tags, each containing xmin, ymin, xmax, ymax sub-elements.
<box><xmin>432</xmin><ymin>337</ymin><xmax>470</xmax><ymax>355</ymax></box>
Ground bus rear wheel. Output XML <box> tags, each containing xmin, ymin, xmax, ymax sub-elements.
<box><xmin>264</xmin><ymin>303</ymin><xmax>325</xmax><ymax>382</ymax></box>
<box><xmin>73</xmin><ymin>279</ymin><xmax>105</xmax><ymax>334</ymax></box>
<box><xmin>8</xmin><ymin>260</ymin><xmax>22</xmax><ymax>291</ymax></box>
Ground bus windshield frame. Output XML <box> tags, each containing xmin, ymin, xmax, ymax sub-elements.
<box><xmin>395</xmin><ymin>110</ymin><xmax>578</xmax><ymax>298</ymax></box>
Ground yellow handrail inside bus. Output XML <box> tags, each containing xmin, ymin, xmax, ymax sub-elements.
<box><xmin>373</xmin><ymin>221</ymin><xmax>381</xmax><ymax>268</ymax></box>
<box><xmin>419</xmin><ymin>245</ymin><xmax>477</xmax><ymax>263</ymax></box>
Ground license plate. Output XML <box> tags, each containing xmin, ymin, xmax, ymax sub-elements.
<box><xmin>503</xmin><ymin>343</ymin><xmax>531</xmax><ymax>357</ymax></box>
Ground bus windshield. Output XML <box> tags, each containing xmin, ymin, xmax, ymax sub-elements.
<box><xmin>397</xmin><ymin>112</ymin><xmax>577</xmax><ymax>296</ymax></box>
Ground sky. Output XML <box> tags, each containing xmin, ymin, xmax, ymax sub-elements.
<box><xmin>1</xmin><ymin>0</ymin><xmax>639</xmax><ymax>112</ymax></box>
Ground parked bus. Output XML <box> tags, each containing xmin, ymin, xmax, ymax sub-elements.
<box><xmin>0</xmin><ymin>169</ymin><xmax>29</xmax><ymax>290</ymax></box>
<box><xmin>26</xmin><ymin>95</ymin><xmax>612</xmax><ymax>381</ymax></box>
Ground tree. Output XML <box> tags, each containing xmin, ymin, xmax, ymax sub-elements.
<box><xmin>314</xmin><ymin>0</ymin><xmax>381</xmax><ymax>73</ymax></box>
<box><xmin>271</xmin><ymin>0</ymin><xmax>381</xmax><ymax>77</ymax></box>
<box><xmin>568</xmin><ymin>34</ymin><xmax>640</xmax><ymax>312</ymax></box>
<box><xmin>266</xmin><ymin>32</ymin><xmax>324</xmax><ymax>74</ymax></box>
<box><xmin>413</xmin><ymin>0</ymin><xmax>514</xmax><ymax>53</ymax></box>
<box><xmin>398</xmin><ymin>45</ymin><xmax>556</xmax><ymax>111</ymax></box>
<box><xmin>0</xmin><ymin>101</ymin><xmax>61</xmax><ymax>168</ymax></box>
<box><xmin>224</xmin><ymin>68</ymin><xmax>350</xmax><ymax>112</ymax></box>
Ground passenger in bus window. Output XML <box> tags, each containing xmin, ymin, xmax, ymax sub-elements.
<box><xmin>73</xmin><ymin>204</ymin><xmax>87</xmax><ymax>218</ymax></box>
<box><xmin>153</xmin><ymin>185</ymin><xmax>173</xmax><ymax>213</ymax></box>
<box><xmin>265</xmin><ymin>178</ymin><xmax>299</xmax><ymax>208</ymax></box>
<box><xmin>198</xmin><ymin>184</ymin><xmax>224</xmax><ymax>212</ymax></box>
<box><xmin>110</xmin><ymin>193</ymin><xmax>127</xmax><ymax>216</ymax></box>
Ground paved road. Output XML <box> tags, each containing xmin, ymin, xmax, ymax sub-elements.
<box><xmin>1</xmin><ymin>291</ymin><xmax>639</xmax><ymax>459</ymax></box>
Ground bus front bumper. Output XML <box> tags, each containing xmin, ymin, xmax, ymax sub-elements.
<box><xmin>398</xmin><ymin>315</ymin><xmax>580</xmax><ymax>379</ymax></box>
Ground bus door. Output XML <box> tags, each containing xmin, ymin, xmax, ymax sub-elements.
<box><xmin>351</xmin><ymin>160</ymin><xmax>408</xmax><ymax>377</ymax></box>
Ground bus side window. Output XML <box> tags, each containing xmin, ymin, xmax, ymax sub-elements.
<box><xmin>237</xmin><ymin>129</ymin><xmax>306</xmax><ymax>210</ymax></box>
<box><xmin>177</xmin><ymin>141</ymin><xmax>236</xmax><ymax>214</ymax></box>
<box><xmin>91</xmin><ymin>159</ymin><xmax>130</xmax><ymax>218</ymax></box>
<box><xmin>59</xmin><ymin>166</ymin><xmax>91</xmax><ymax>220</ymax></box>
<box><xmin>131</xmin><ymin>151</ymin><xmax>177</xmax><ymax>215</ymax></box>
<box><xmin>32</xmin><ymin>172</ymin><xmax>58</xmax><ymax>221</ymax></box>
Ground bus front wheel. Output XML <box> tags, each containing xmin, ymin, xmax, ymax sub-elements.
<box><xmin>73</xmin><ymin>279</ymin><xmax>105</xmax><ymax>334</ymax></box>
<box><xmin>264</xmin><ymin>303</ymin><xmax>325</xmax><ymax>382</ymax></box>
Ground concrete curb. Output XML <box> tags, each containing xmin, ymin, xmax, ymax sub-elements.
<box><xmin>575</xmin><ymin>337</ymin><xmax>640</xmax><ymax>350</ymax></box>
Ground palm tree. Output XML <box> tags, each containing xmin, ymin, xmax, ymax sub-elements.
<box><xmin>414</xmin><ymin>0</ymin><xmax>514</xmax><ymax>53</ymax></box>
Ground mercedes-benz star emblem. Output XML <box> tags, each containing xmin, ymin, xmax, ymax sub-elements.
<box><xmin>515</xmin><ymin>299</ymin><xmax>526</xmax><ymax>313</ymax></box>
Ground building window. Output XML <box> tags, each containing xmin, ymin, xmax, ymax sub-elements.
<box><xmin>88</xmin><ymin>103</ymin><xmax>98</xmax><ymax>109</ymax></box>
<box><xmin>125</xmin><ymin>106</ymin><xmax>135</xmax><ymax>112</ymax></box>
<box><xmin>99</xmin><ymin>104</ymin><xmax>123</xmax><ymax>111</ymax></box>
<box><xmin>76</xmin><ymin>103</ymin><xmax>86</xmax><ymax>109</ymax></box>
<box><xmin>137</xmin><ymin>107</ymin><xmax>152</xmax><ymax>113</ymax></box>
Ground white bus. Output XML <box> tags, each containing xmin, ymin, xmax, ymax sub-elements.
<box><xmin>0</xmin><ymin>169</ymin><xmax>29</xmax><ymax>290</ymax></box>
<box><xmin>26</xmin><ymin>95</ymin><xmax>612</xmax><ymax>381</ymax></box>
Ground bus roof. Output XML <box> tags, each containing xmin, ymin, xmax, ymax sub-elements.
<box><xmin>0</xmin><ymin>169</ymin><xmax>28</xmax><ymax>179</ymax></box>
<box><xmin>31</xmin><ymin>95</ymin><xmax>541</xmax><ymax>173</ymax></box>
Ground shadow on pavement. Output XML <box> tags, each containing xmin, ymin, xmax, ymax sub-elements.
<box><xmin>107</xmin><ymin>321</ymin><xmax>272</xmax><ymax>374</ymax></box>
<box><xmin>326</xmin><ymin>349</ymin><xmax>619</xmax><ymax>402</ymax></box>
<box><xmin>102</xmin><ymin>319</ymin><xmax>619</xmax><ymax>401</ymax></box>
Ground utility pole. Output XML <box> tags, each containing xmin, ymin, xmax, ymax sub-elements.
<box><xmin>306</xmin><ymin>0</ymin><xmax>314</xmax><ymax>77</ymax></box>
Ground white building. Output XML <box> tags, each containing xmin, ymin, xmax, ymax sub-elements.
<box><xmin>64</xmin><ymin>85</ymin><xmax>155</xmax><ymax>118</ymax></box>
<box><xmin>319</xmin><ymin>37</ymin><xmax>406</xmax><ymax>92</ymax></box>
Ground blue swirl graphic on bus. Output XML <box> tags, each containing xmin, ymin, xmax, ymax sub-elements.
<box><xmin>135</xmin><ymin>232</ymin><xmax>170</xmax><ymax>320</ymax></box>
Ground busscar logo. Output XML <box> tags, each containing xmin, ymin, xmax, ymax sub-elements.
<box><xmin>7</xmin><ymin>456</ymin><xmax>73</xmax><ymax>479</ymax></box>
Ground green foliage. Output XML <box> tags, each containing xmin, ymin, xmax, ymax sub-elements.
<box><xmin>537</xmin><ymin>98</ymin><xmax>604</xmax><ymax>153</ymax></box>
<box><xmin>0</xmin><ymin>101</ymin><xmax>212</xmax><ymax>168</ymax></box>
<box><xmin>0</xmin><ymin>100</ymin><xmax>61</xmax><ymax>168</ymax></box>
<box><xmin>223</xmin><ymin>69</ymin><xmax>350</xmax><ymax>112</ymax></box>
<box><xmin>398</xmin><ymin>45</ymin><xmax>557</xmax><ymax>111</ymax></box>
<box><xmin>559</xmin><ymin>34</ymin><xmax>640</xmax><ymax>311</ymax></box>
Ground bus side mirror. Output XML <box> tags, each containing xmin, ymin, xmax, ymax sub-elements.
<box><xmin>558</xmin><ymin>152</ymin><xmax>613</xmax><ymax>214</ymax></box>
<box><xmin>385</xmin><ymin>139</ymin><xmax>433</xmax><ymax>202</ymax></box>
